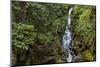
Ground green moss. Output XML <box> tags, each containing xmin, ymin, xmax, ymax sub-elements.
<box><xmin>82</xmin><ymin>50</ymin><xmax>93</xmax><ymax>61</ymax></box>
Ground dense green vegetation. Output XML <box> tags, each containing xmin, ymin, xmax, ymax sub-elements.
<box><xmin>72</xmin><ymin>5</ymin><xmax>96</xmax><ymax>61</ymax></box>
<box><xmin>12</xmin><ymin>1</ymin><xmax>96</xmax><ymax>66</ymax></box>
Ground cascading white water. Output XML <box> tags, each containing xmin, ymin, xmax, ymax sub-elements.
<box><xmin>62</xmin><ymin>7</ymin><xmax>75</xmax><ymax>62</ymax></box>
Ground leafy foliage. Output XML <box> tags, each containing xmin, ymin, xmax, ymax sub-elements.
<box><xmin>73</xmin><ymin>5</ymin><xmax>96</xmax><ymax>61</ymax></box>
<box><xmin>12</xmin><ymin>22</ymin><xmax>36</xmax><ymax>49</ymax></box>
<box><xmin>12</xmin><ymin>1</ymin><xmax>96</xmax><ymax>66</ymax></box>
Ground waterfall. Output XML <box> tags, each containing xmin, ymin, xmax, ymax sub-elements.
<box><xmin>62</xmin><ymin>7</ymin><xmax>75</xmax><ymax>62</ymax></box>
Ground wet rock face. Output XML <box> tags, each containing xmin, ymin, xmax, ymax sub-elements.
<box><xmin>13</xmin><ymin>44</ymin><xmax>66</xmax><ymax>66</ymax></box>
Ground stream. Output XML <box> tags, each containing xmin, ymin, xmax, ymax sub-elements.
<box><xmin>62</xmin><ymin>7</ymin><xmax>75</xmax><ymax>62</ymax></box>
